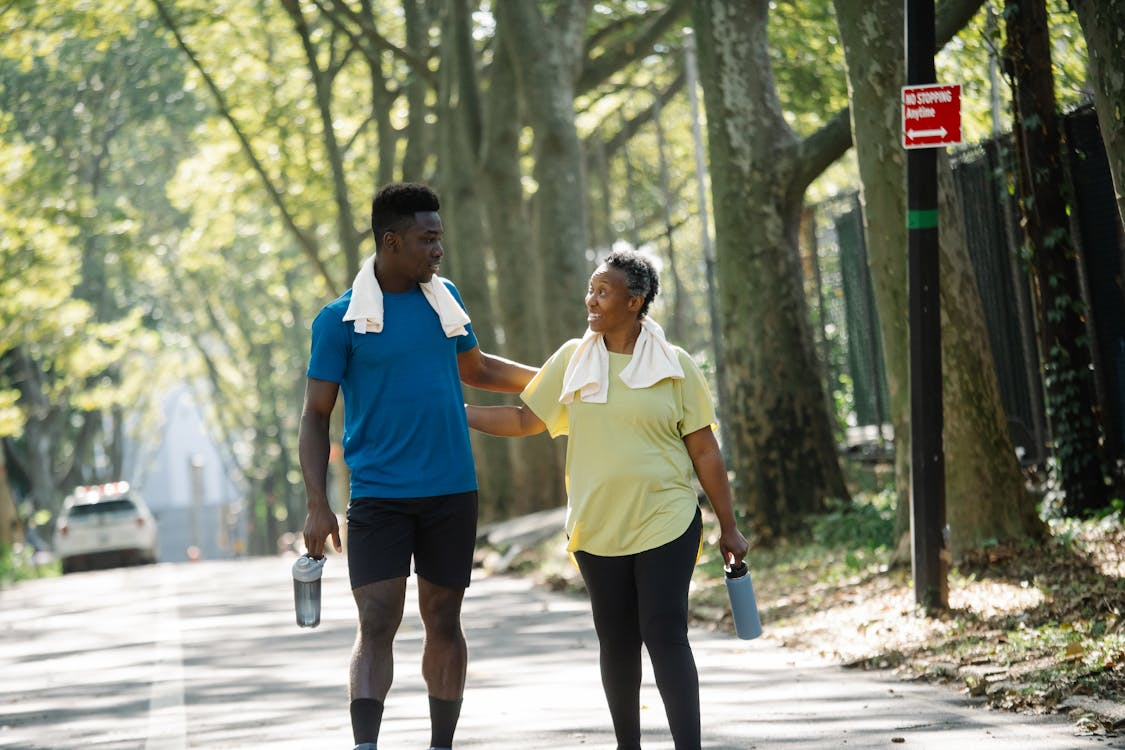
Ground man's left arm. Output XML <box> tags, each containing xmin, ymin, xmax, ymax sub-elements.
<box><xmin>458</xmin><ymin>345</ymin><xmax>538</xmax><ymax>393</ymax></box>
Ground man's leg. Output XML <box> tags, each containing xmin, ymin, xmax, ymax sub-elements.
<box><xmin>418</xmin><ymin>576</ymin><xmax>467</xmax><ymax>748</ymax></box>
<box><xmin>412</xmin><ymin>491</ymin><xmax>477</xmax><ymax>748</ymax></box>
<box><xmin>350</xmin><ymin>577</ymin><xmax>408</xmax><ymax>748</ymax></box>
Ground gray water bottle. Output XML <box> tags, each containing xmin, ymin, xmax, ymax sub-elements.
<box><xmin>725</xmin><ymin>560</ymin><xmax>763</xmax><ymax>640</ymax></box>
<box><xmin>292</xmin><ymin>554</ymin><xmax>326</xmax><ymax>628</ymax></box>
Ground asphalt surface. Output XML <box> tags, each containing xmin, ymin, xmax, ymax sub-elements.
<box><xmin>1</xmin><ymin>555</ymin><xmax>1122</xmax><ymax>749</ymax></box>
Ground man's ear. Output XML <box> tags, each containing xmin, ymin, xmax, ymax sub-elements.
<box><xmin>381</xmin><ymin>230</ymin><xmax>398</xmax><ymax>252</ymax></box>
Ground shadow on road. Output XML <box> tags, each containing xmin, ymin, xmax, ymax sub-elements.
<box><xmin>0</xmin><ymin>556</ymin><xmax>1120</xmax><ymax>749</ymax></box>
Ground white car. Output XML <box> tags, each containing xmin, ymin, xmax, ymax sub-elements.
<box><xmin>54</xmin><ymin>482</ymin><xmax>158</xmax><ymax>574</ymax></box>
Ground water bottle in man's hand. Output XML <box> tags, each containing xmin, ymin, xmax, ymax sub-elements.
<box><xmin>292</xmin><ymin>554</ymin><xmax>326</xmax><ymax>628</ymax></box>
<box><xmin>724</xmin><ymin>556</ymin><xmax>763</xmax><ymax>640</ymax></box>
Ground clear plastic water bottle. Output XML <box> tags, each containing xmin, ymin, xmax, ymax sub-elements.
<box><xmin>292</xmin><ymin>554</ymin><xmax>326</xmax><ymax>628</ymax></box>
<box><xmin>725</xmin><ymin>560</ymin><xmax>763</xmax><ymax>640</ymax></box>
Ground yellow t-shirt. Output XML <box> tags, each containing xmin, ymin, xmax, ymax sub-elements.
<box><xmin>521</xmin><ymin>339</ymin><xmax>717</xmax><ymax>556</ymax></box>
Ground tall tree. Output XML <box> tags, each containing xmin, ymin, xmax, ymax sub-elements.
<box><xmin>690</xmin><ymin>0</ymin><xmax>851</xmax><ymax>539</ymax></box>
<box><xmin>834</xmin><ymin>0</ymin><xmax>1043</xmax><ymax>557</ymax></box>
<box><xmin>435</xmin><ymin>0</ymin><xmax>519</xmax><ymax>513</ymax></box>
<box><xmin>498</xmin><ymin>1</ymin><xmax>592</xmax><ymax>347</ymax></box>
<box><xmin>0</xmin><ymin>448</ymin><xmax>19</xmax><ymax>549</ymax></box>
<box><xmin>1069</xmin><ymin>0</ymin><xmax>1125</xmax><ymax>233</ymax></box>
<box><xmin>151</xmin><ymin>0</ymin><xmax>702</xmax><ymax>522</ymax></box>
<box><xmin>688</xmin><ymin>0</ymin><xmax>1010</xmax><ymax>541</ymax></box>
<box><xmin>469</xmin><ymin>0</ymin><xmax>695</xmax><ymax>513</ymax></box>
<box><xmin>149</xmin><ymin>0</ymin><xmax>528</xmax><ymax>522</ymax></box>
<box><xmin>497</xmin><ymin>0</ymin><xmax>694</xmax><ymax>351</ymax></box>
<box><xmin>1005</xmin><ymin>0</ymin><xmax>1109</xmax><ymax>514</ymax></box>
<box><xmin>0</xmin><ymin>2</ymin><xmax>198</xmax><ymax>522</ymax></box>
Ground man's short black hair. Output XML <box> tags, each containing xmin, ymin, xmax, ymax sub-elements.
<box><xmin>371</xmin><ymin>182</ymin><xmax>441</xmax><ymax>249</ymax></box>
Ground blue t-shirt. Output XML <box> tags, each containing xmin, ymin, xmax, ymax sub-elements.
<box><xmin>306</xmin><ymin>281</ymin><xmax>479</xmax><ymax>499</ymax></box>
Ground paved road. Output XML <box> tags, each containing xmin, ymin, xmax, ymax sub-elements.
<box><xmin>0</xmin><ymin>556</ymin><xmax>1120</xmax><ymax>749</ymax></box>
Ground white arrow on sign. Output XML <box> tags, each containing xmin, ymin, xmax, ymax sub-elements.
<box><xmin>907</xmin><ymin>126</ymin><xmax>948</xmax><ymax>139</ymax></box>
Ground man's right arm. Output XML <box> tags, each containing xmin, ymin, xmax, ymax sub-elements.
<box><xmin>299</xmin><ymin>377</ymin><xmax>342</xmax><ymax>557</ymax></box>
<box><xmin>457</xmin><ymin>345</ymin><xmax>539</xmax><ymax>393</ymax></box>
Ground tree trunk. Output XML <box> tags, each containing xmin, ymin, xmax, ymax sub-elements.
<box><xmin>400</xmin><ymin>0</ymin><xmax>431</xmax><ymax>182</ymax></box>
<box><xmin>653</xmin><ymin>94</ymin><xmax>688</xmax><ymax>344</ymax></box>
<box><xmin>692</xmin><ymin>0</ymin><xmax>849</xmax><ymax>540</ymax></box>
<box><xmin>480</xmin><ymin>10</ymin><xmax>565</xmax><ymax>515</ymax></box>
<box><xmin>498</xmin><ymin>1</ymin><xmax>590</xmax><ymax>347</ymax></box>
<box><xmin>835</xmin><ymin>0</ymin><xmax>1042</xmax><ymax>558</ymax></box>
<box><xmin>1070</xmin><ymin>0</ymin><xmax>1125</xmax><ymax>235</ymax></box>
<box><xmin>832</xmin><ymin>0</ymin><xmax>914</xmax><ymax>539</ymax></box>
<box><xmin>585</xmin><ymin>137</ymin><xmax>615</xmax><ymax>262</ymax></box>
<box><xmin>281</xmin><ymin>0</ymin><xmax>365</xmax><ymax>278</ymax></box>
<box><xmin>9</xmin><ymin>348</ymin><xmax>63</xmax><ymax>521</ymax></box>
<box><xmin>937</xmin><ymin>156</ymin><xmax>1045</xmax><ymax>553</ymax></box>
<box><xmin>437</xmin><ymin>0</ymin><xmax>516</xmax><ymax>516</ymax></box>
<box><xmin>1006</xmin><ymin>0</ymin><xmax>1108</xmax><ymax>514</ymax></box>
<box><xmin>0</xmin><ymin>447</ymin><xmax>21</xmax><ymax>549</ymax></box>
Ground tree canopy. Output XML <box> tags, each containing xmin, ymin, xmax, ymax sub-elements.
<box><xmin>0</xmin><ymin>0</ymin><xmax>1117</xmax><ymax>557</ymax></box>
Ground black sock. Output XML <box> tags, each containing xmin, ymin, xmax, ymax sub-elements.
<box><xmin>428</xmin><ymin>695</ymin><xmax>463</xmax><ymax>748</ymax></box>
<box><xmin>350</xmin><ymin>698</ymin><xmax>384</xmax><ymax>745</ymax></box>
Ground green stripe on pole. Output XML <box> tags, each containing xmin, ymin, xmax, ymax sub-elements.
<box><xmin>908</xmin><ymin>209</ymin><xmax>939</xmax><ymax>229</ymax></box>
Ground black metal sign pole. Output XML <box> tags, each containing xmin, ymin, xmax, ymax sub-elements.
<box><xmin>906</xmin><ymin>0</ymin><xmax>949</xmax><ymax>610</ymax></box>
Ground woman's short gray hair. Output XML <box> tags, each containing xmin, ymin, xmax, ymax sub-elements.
<box><xmin>603</xmin><ymin>249</ymin><xmax>660</xmax><ymax>317</ymax></box>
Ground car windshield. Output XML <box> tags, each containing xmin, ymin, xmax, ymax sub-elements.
<box><xmin>67</xmin><ymin>499</ymin><xmax>137</xmax><ymax>517</ymax></box>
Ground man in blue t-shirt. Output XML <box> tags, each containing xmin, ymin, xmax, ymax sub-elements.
<box><xmin>300</xmin><ymin>183</ymin><xmax>536</xmax><ymax>750</ymax></box>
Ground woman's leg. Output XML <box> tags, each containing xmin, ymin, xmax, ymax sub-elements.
<box><xmin>574</xmin><ymin>550</ymin><xmax>643</xmax><ymax>750</ymax></box>
<box><xmin>635</xmin><ymin>511</ymin><xmax>703</xmax><ymax>750</ymax></box>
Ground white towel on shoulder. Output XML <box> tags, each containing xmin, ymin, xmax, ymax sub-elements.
<box><xmin>341</xmin><ymin>254</ymin><xmax>470</xmax><ymax>337</ymax></box>
<box><xmin>559</xmin><ymin>317</ymin><xmax>684</xmax><ymax>404</ymax></box>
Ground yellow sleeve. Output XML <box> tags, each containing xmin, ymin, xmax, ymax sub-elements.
<box><xmin>521</xmin><ymin>340</ymin><xmax>581</xmax><ymax>438</ymax></box>
<box><xmin>675</xmin><ymin>348</ymin><xmax>718</xmax><ymax>437</ymax></box>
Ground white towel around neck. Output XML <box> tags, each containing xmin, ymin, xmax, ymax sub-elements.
<box><xmin>559</xmin><ymin>317</ymin><xmax>685</xmax><ymax>404</ymax></box>
<box><xmin>341</xmin><ymin>254</ymin><xmax>470</xmax><ymax>337</ymax></box>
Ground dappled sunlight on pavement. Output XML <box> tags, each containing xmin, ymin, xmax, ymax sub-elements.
<box><xmin>0</xmin><ymin>556</ymin><xmax>1121</xmax><ymax>749</ymax></box>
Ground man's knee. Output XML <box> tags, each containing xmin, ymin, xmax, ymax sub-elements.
<box><xmin>354</xmin><ymin>578</ymin><xmax>407</xmax><ymax>643</ymax></box>
<box><xmin>357</xmin><ymin>614</ymin><xmax>402</xmax><ymax>647</ymax></box>
<box><xmin>418</xmin><ymin>579</ymin><xmax>465</xmax><ymax>640</ymax></box>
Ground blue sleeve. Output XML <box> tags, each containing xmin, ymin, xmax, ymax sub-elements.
<box><xmin>307</xmin><ymin>306</ymin><xmax>349</xmax><ymax>383</ymax></box>
<box><xmin>443</xmin><ymin>279</ymin><xmax>479</xmax><ymax>354</ymax></box>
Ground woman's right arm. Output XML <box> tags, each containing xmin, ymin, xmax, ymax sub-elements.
<box><xmin>466</xmin><ymin>404</ymin><xmax>547</xmax><ymax>437</ymax></box>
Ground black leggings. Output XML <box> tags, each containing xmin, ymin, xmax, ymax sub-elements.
<box><xmin>574</xmin><ymin>509</ymin><xmax>702</xmax><ymax>750</ymax></box>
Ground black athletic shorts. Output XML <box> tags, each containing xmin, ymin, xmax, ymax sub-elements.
<box><xmin>346</xmin><ymin>490</ymin><xmax>479</xmax><ymax>590</ymax></box>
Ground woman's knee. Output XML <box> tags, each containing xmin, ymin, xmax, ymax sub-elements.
<box><xmin>638</xmin><ymin>606</ymin><xmax>690</xmax><ymax>648</ymax></box>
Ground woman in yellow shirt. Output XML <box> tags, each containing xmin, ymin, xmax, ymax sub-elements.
<box><xmin>467</xmin><ymin>249</ymin><xmax>749</xmax><ymax>750</ymax></box>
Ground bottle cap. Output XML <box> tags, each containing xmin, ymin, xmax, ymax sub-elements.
<box><xmin>292</xmin><ymin>553</ymin><xmax>326</xmax><ymax>582</ymax></box>
<box><xmin>724</xmin><ymin>560</ymin><xmax>748</xmax><ymax>579</ymax></box>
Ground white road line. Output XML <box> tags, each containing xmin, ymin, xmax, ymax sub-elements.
<box><xmin>145</xmin><ymin>566</ymin><xmax>186</xmax><ymax>750</ymax></box>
